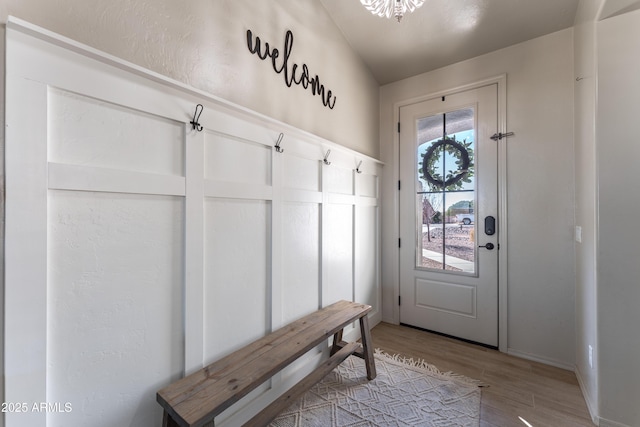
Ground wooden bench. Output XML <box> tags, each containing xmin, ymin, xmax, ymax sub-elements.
<box><xmin>157</xmin><ymin>300</ymin><xmax>376</xmax><ymax>427</ymax></box>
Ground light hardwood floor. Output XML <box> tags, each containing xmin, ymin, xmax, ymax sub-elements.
<box><xmin>370</xmin><ymin>322</ymin><xmax>594</xmax><ymax>427</ymax></box>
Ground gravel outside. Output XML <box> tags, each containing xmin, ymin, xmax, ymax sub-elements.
<box><xmin>421</xmin><ymin>224</ymin><xmax>475</xmax><ymax>271</ymax></box>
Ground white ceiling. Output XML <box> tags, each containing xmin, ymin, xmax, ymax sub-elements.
<box><xmin>319</xmin><ymin>0</ymin><xmax>580</xmax><ymax>84</ymax></box>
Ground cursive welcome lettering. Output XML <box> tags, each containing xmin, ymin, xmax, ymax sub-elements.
<box><xmin>246</xmin><ymin>29</ymin><xmax>337</xmax><ymax>110</ymax></box>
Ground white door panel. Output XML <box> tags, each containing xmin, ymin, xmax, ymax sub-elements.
<box><xmin>399</xmin><ymin>85</ymin><xmax>498</xmax><ymax>347</ymax></box>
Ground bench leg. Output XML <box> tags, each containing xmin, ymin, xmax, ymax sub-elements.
<box><xmin>359</xmin><ymin>315</ymin><xmax>377</xmax><ymax>380</ymax></box>
<box><xmin>162</xmin><ymin>411</ymin><xmax>182</xmax><ymax>427</ymax></box>
<box><xmin>163</xmin><ymin>410</ymin><xmax>214</xmax><ymax>427</ymax></box>
<box><xmin>331</xmin><ymin>329</ymin><xmax>344</xmax><ymax>356</ymax></box>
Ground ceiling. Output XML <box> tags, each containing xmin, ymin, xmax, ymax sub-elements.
<box><xmin>319</xmin><ymin>0</ymin><xmax>580</xmax><ymax>84</ymax></box>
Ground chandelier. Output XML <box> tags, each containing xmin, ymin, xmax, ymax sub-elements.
<box><xmin>360</xmin><ymin>0</ymin><xmax>425</xmax><ymax>22</ymax></box>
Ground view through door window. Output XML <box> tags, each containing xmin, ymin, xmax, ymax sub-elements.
<box><xmin>416</xmin><ymin>107</ymin><xmax>476</xmax><ymax>274</ymax></box>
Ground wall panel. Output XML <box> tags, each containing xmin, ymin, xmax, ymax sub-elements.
<box><xmin>4</xmin><ymin>21</ymin><xmax>382</xmax><ymax>427</ymax></box>
<box><xmin>204</xmin><ymin>131</ymin><xmax>272</xmax><ymax>186</ymax></box>
<box><xmin>355</xmin><ymin>205</ymin><xmax>379</xmax><ymax>310</ymax></box>
<box><xmin>281</xmin><ymin>202</ymin><xmax>320</xmax><ymax>324</ymax></box>
<box><xmin>283</xmin><ymin>154</ymin><xmax>321</xmax><ymax>193</ymax></box>
<box><xmin>47</xmin><ymin>191</ymin><xmax>184</xmax><ymax>427</ymax></box>
<box><xmin>325</xmin><ymin>203</ymin><xmax>355</xmax><ymax>305</ymax></box>
<box><xmin>325</xmin><ymin>165</ymin><xmax>354</xmax><ymax>195</ymax></box>
<box><xmin>203</xmin><ymin>198</ymin><xmax>271</xmax><ymax>363</ymax></box>
<box><xmin>48</xmin><ymin>88</ymin><xmax>185</xmax><ymax>176</ymax></box>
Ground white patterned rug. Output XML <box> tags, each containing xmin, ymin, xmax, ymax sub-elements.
<box><xmin>270</xmin><ymin>350</ymin><xmax>481</xmax><ymax>427</ymax></box>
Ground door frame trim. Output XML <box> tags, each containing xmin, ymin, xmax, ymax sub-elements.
<box><xmin>391</xmin><ymin>74</ymin><xmax>508</xmax><ymax>353</ymax></box>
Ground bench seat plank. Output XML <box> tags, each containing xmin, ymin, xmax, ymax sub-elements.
<box><xmin>157</xmin><ymin>300</ymin><xmax>372</xmax><ymax>427</ymax></box>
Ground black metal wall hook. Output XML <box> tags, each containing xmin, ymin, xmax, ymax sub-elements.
<box><xmin>356</xmin><ymin>161</ymin><xmax>363</xmax><ymax>174</ymax></box>
<box><xmin>190</xmin><ymin>104</ymin><xmax>204</xmax><ymax>132</ymax></box>
<box><xmin>275</xmin><ymin>133</ymin><xmax>284</xmax><ymax>153</ymax></box>
<box><xmin>323</xmin><ymin>149</ymin><xmax>332</xmax><ymax>165</ymax></box>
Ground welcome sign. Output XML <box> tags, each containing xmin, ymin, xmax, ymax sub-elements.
<box><xmin>246</xmin><ymin>29</ymin><xmax>337</xmax><ymax>110</ymax></box>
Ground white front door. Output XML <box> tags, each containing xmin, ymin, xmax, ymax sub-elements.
<box><xmin>399</xmin><ymin>84</ymin><xmax>499</xmax><ymax>347</ymax></box>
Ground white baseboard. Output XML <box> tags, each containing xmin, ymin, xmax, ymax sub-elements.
<box><xmin>575</xmin><ymin>366</ymin><xmax>599</xmax><ymax>425</ymax></box>
<box><xmin>370</xmin><ymin>309</ymin><xmax>382</xmax><ymax>329</ymax></box>
<box><xmin>507</xmin><ymin>348</ymin><xmax>574</xmax><ymax>371</ymax></box>
<box><xmin>599</xmin><ymin>418</ymin><xmax>632</xmax><ymax>427</ymax></box>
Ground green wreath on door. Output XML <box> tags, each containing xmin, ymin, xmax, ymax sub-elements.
<box><xmin>420</xmin><ymin>136</ymin><xmax>474</xmax><ymax>190</ymax></box>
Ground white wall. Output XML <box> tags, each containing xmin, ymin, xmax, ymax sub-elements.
<box><xmin>573</xmin><ymin>0</ymin><xmax>601</xmax><ymax>422</ymax></box>
<box><xmin>597</xmin><ymin>9</ymin><xmax>640</xmax><ymax>426</ymax></box>
<box><xmin>572</xmin><ymin>3</ymin><xmax>640</xmax><ymax>424</ymax></box>
<box><xmin>0</xmin><ymin>0</ymin><xmax>379</xmax><ymax>157</ymax></box>
<box><xmin>380</xmin><ymin>29</ymin><xmax>576</xmax><ymax>368</ymax></box>
<box><xmin>0</xmin><ymin>3</ymin><xmax>380</xmax><ymax>425</ymax></box>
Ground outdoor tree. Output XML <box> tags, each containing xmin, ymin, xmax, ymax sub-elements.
<box><xmin>421</xmin><ymin>193</ymin><xmax>443</xmax><ymax>242</ymax></box>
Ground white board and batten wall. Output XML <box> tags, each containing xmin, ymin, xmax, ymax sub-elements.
<box><xmin>4</xmin><ymin>18</ymin><xmax>382</xmax><ymax>427</ymax></box>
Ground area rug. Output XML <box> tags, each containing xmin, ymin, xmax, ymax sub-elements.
<box><xmin>270</xmin><ymin>350</ymin><xmax>481</xmax><ymax>426</ymax></box>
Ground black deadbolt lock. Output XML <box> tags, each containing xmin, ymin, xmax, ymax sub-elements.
<box><xmin>484</xmin><ymin>216</ymin><xmax>496</xmax><ymax>235</ymax></box>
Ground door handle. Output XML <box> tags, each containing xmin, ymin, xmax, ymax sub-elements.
<box><xmin>479</xmin><ymin>242</ymin><xmax>495</xmax><ymax>250</ymax></box>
